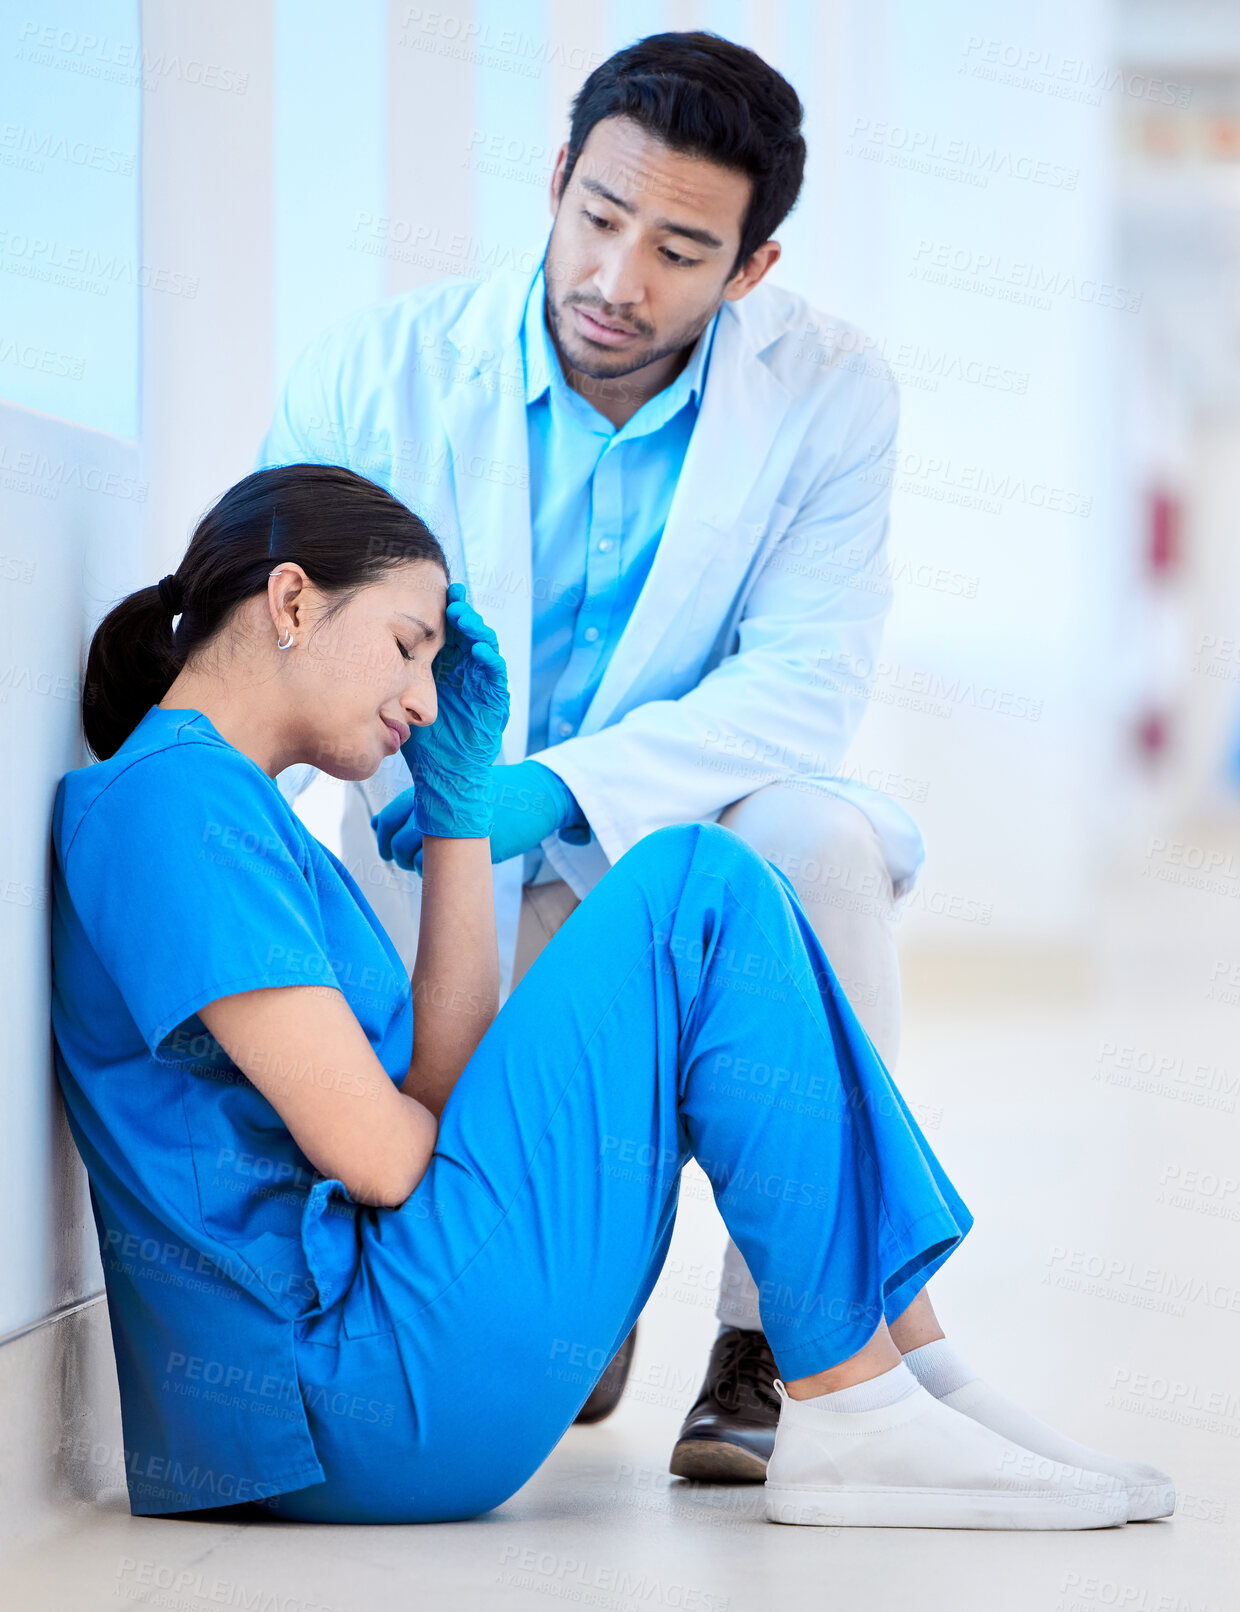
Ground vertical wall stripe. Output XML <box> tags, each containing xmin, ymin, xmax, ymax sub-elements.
<box><xmin>0</xmin><ymin>0</ymin><xmax>141</xmax><ymax>437</ymax></box>
<box><xmin>273</xmin><ymin>0</ymin><xmax>387</xmax><ymax>389</ymax></box>
<box><xmin>384</xmin><ymin>0</ymin><xmax>476</xmax><ymax>297</ymax></box>
<box><xmin>604</xmin><ymin>0</ymin><xmax>669</xmax><ymax>53</ymax></box>
<box><xmin>763</xmin><ymin>0</ymin><xmax>822</xmax><ymax>306</ymax></box>
<box><xmin>470</xmin><ymin>0</ymin><xmax>554</xmax><ymax>280</ymax></box>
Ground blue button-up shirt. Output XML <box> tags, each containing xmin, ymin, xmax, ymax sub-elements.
<box><xmin>521</xmin><ymin>263</ymin><xmax>718</xmax><ymax>884</ymax></box>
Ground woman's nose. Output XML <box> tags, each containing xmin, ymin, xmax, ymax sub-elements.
<box><xmin>403</xmin><ymin>675</ymin><xmax>437</xmax><ymax>728</ymax></box>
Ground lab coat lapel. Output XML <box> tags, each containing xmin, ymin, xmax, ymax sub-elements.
<box><xmin>438</xmin><ymin>272</ymin><xmax>533</xmax><ymax>1000</ymax></box>
<box><xmin>440</xmin><ymin>272</ymin><xmax>533</xmax><ymax>766</ymax></box>
<box><xmin>579</xmin><ymin>295</ymin><xmax>793</xmax><ymax>735</ymax></box>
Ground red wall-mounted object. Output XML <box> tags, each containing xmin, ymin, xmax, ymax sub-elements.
<box><xmin>1147</xmin><ymin>488</ymin><xmax>1180</xmax><ymax>577</ymax></box>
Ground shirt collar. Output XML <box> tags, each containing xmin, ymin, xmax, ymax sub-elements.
<box><xmin>521</xmin><ymin>262</ymin><xmax>717</xmax><ymax>425</ymax></box>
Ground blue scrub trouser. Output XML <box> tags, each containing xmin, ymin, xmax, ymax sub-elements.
<box><xmin>260</xmin><ymin>821</ymin><xmax>971</xmax><ymax>1524</ymax></box>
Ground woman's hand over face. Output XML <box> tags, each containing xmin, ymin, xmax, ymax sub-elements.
<box><xmin>399</xmin><ymin>583</ymin><xmax>510</xmax><ymax>839</ymax></box>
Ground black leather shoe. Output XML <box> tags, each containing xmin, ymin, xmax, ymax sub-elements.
<box><xmin>669</xmin><ymin>1326</ymin><xmax>779</xmax><ymax>1481</ymax></box>
<box><xmin>573</xmin><ymin>1323</ymin><xmax>638</xmax><ymax>1424</ymax></box>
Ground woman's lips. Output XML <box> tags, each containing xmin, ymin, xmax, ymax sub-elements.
<box><xmin>572</xmin><ymin>305</ymin><xmax>638</xmax><ymax>346</ymax></box>
<box><xmin>384</xmin><ymin>719</ymin><xmax>408</xmax><ymax>752</ymax></box>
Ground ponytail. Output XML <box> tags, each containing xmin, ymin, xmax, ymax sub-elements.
<box><xmin>81</xmin><ymin>463</ymin><xmax>448</xmax><ymax>760</ymax></box>
<box><xmin>82</xmin><ymin>579</ymin><xmax>187</xmax><ymax>762</ymax></box>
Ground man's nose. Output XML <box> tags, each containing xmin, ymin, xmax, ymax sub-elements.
<box><xmin>590</xmin><ymin>240</ymin><xmax>645</xmax><ymax>314</ymax></box>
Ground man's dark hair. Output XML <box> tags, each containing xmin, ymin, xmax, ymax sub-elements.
<box><xmin>562</xmin><ymin>31</ymin><xmax>806</xmax><ymax>280</ymax></box>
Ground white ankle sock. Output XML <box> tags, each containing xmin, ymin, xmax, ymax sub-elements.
<box><xmin>901</xmin><ymin>1339</ymin><xmax>979</xmax><ymax>1398</ymax></box>
<box><xmin>801</xmin><ymin>1359</ymin><xmax>920</xmax><ymax>1414</ymax></box>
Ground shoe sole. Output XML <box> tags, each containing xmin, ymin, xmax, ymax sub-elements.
<box><xmin>1126</xmin><ymin>1480</ymin><xmax>1176</xmax><ymax>1522</ymax></box>
<box><xmin>765</xmin><ymin>1484</ymin><xmax>1128</xmax><ymax>1530</ymax></box>
<box><xmin>670</xmin><ymin>1439</ymin><xmax>769</xmax><ymax>1483</ymax></box>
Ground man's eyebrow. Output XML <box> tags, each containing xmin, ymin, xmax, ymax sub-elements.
<box><xmin>396</xmin><ymin>612</ymin><xmax>439</xmax><ymax>641</ymax></box>
<box><xmin>580</xmin><ymin>176</ymin><xmax>725</xmax><ymax>251</ymax></box>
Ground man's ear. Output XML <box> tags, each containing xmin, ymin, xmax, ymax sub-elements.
<box><xmin>724</xmin><ymin>241</ymin><xmax>782</xmax><ymax>302</ymax></box>
<box><xmin>549</xmin><ymin>142</ymin><xmax>569</xmax><ymax>216</ymax></box>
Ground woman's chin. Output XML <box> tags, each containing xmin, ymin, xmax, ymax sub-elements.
<box><xmin>314</xmin><ymin>748</ymin><xmax>386</xmax><ymax>784</ymax></box>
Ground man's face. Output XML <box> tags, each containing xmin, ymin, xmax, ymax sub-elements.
<box><xmin>543</xmin><ymin>115</ymin><xmax>767</xmax><ymax>383</ymax></box>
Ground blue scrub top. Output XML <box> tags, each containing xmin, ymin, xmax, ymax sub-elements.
<box><xmin>50</xmin><ymin>704</ymin><xmax>414</xmax><ymax>1515</ymax></box>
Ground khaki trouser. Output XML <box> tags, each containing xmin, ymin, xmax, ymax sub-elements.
<box><xmin>512</xmin><ymin>782</ymin><xmax>901</xmax><ymax>1332</ymax></box>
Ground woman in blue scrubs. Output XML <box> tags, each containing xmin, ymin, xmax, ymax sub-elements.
<box><xmin>50</xmin><ymin>465</ymin><xmax>1166</xmax><ymax>1530</ymax></box>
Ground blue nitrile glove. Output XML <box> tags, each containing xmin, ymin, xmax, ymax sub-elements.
<box><xmin>371</xmin><ymin>759</ymin><xmax>591</xmax><ymax>873</ymax></box>
<box><xmin>488</xmin><ymin>759</ymin><xmax>591</xmax><ymax>859</ymax></box>
<box><xmin>398</xmin><ymin>581</ymin><xmax>510</xmax><ymax>839</ymax></box>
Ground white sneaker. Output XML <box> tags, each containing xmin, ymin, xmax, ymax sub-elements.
<box><xmin>764</xmin><ymin>1380</ymin><xmax>1128</xmax><ymax>1530</ymax></box>
<box><xmin>939</xmin><ymin>1378</ymin><xmax>1175</xmax><ymax>1522</ymax></box>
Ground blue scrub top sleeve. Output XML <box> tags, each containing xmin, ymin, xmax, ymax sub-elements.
<box><xmin>63</xmin><ymin>744</ymin><xmax>342</xmax><ymax>1062</ymax></box>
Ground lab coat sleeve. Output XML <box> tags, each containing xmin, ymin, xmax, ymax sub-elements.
<box><xmin>527</xmin><ymin>374</ymin><xmax>900</xmax><ymax>868</ymax></box>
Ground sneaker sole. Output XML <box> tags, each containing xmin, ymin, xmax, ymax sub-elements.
<box><xmin>670</xmin><ymin>1439</ymin><xmax>769</xmax><ymax>1483</ymax></box>
<box><xmin>765</xmin><ymin>1484</ymin><xmax>1128</xmax><ymax>1530</ymax></box>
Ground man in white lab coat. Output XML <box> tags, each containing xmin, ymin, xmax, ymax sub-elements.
<box><xmin>259</xmin><ymin>31</ymin><xmax>929</xmax><ymax>1479</ymax></box>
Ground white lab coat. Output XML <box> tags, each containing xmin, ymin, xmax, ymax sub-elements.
<box><xmin>259</xmin><ymin>268</ymin><xmax>924</xmax><ymax>1000</ymax></box>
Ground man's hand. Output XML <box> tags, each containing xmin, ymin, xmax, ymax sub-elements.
<box><xmin>371</xmin><ymin>759</ymin><xmax>590</xmax><ymax>874</ymax></box>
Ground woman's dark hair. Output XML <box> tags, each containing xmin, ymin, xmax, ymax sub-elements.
<box><xmin>561</xmin><ymin>31</ymin><xmax>806</xmax><ymax>279</ymax></box>
<box><xmin>82</xmin><ymin>463</ymin><xmax>449</xmax><ymax>761</ymax></box>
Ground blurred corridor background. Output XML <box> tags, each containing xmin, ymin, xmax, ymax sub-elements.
<box><xmin>1</xmin><ymin>0</ymin><xmax>1237</xmax><ymax>1603</ymax></box>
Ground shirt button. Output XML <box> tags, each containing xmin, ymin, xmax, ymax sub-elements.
<box><xmin>557</xmin><ymin>720</ymin><xmax>574</xmax><ymax>737</ymax></box>
<box><xmin>597</xmin><ymin>538</ymin><xmax>613</xmax><ymax>552</ymax></box>
<box><xmin>584</xmin><ymin>626</ymin><xmax>599</xmax><ymax>642</ymax></box>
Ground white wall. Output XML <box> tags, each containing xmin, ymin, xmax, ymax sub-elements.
<box><xmin>0</xmin><ymin>410</ymin><xmax>144</xmax><ymax>1338</ymax></box>
<box><xmin>0</xmin><ymin>0</ymin><xmax>143</xmax><ymax>1340</ymax></box>
<box><xmin>801</xmin><ymin>0</ymin><xmax>1124</xmax><ymax>948</ymax></box>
